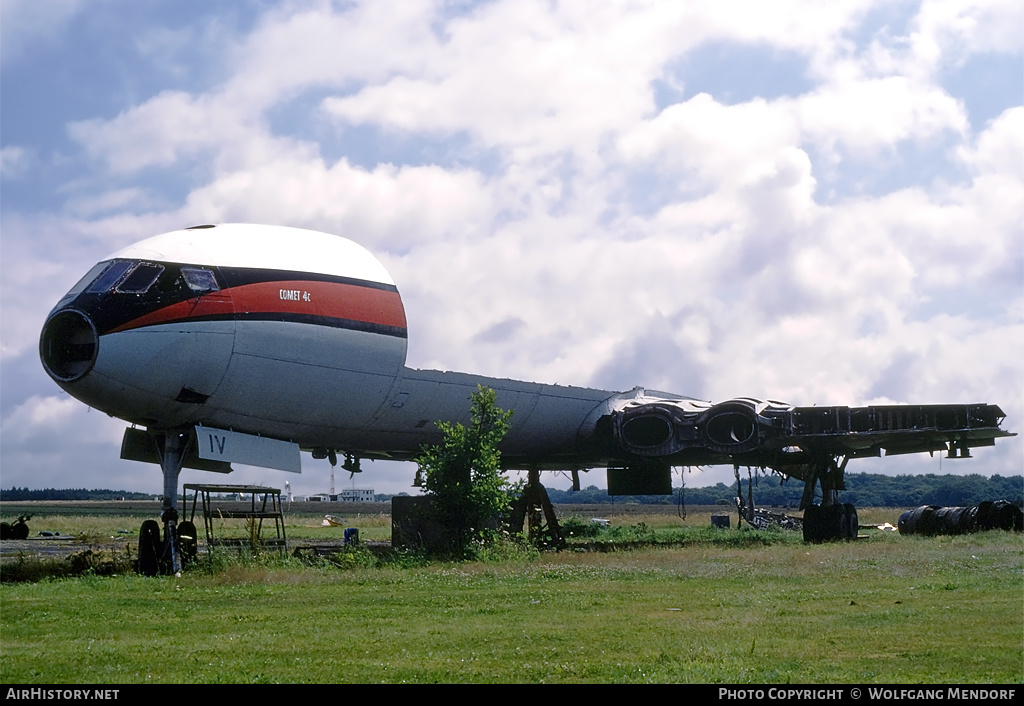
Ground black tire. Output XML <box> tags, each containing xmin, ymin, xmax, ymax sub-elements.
<box><xmin>803</xmin><ymin>505</ymin><xmax>821</xmax><ymax>543</ymax></box>
<box><xmin>824</xmin><ymin>504</ymin><xmax>845</xmax><ymax>541</ymax></box>
<box><xmin>942</xmin><ymin>507</ymin><xmax>971</xmax><ymax>535</ymax></box>
<box><xmin>138</xmin><ymin>520</ymin><xmax>161</xmax><ymax>576</ymax></box>
<box><xmin>934</xmin><ymin>506</ymin><xmax>956</xmax><ymax>534</ymax></box>
<box><xmin>961</xmin><ymin>505</ymin><xmax>978</xmax><ymax>533</ymax></box>
<box><xmin>898</xmin><ymin>509</ymin><xmax>913</xmax><ymax>534</ymax></box>
<box><xmin>975</xmin><ymin>501</ymin><xmax>995</xmax><ymax>530</ymax></box>
<box><xmin>843</xmin><ymin>503</ymin><xmax>858</xmax><ymax>541</ymax></box>
<box><xmin>0</xmin><ymin>522</ymin><xmax>11</xmax><ymax>540</ymax></box>
<box><xmin>918</xmin><ymin>505</ymin><xmax>941</xmax><ymax>535</ymax></box>
<box><xmin>991</xmin><ymin>501</ymin><xmax>1014</xmax><ymax>531</ymax></box>
<box><xmin>177</xmin><ymin>520</ymin><xmax>198</xmax><ymax>566</ymax></box>
<box><xmin>1009</xmin><ymin>504</ymin><xmax>1023</xmax><ymax>532</ymax></box>
<box><xmin>901</xmin><ymin>505</ymin><xmax>940</xmax><ymax>536</ymax></box>
<box><xmin>11</xmin><ymin>521</ymin><xmax>29</xmax><ymax>540</ymax></box>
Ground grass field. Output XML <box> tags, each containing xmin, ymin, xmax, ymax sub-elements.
<box><xmin>1</xmin><ymin>503</ymin><xmax>1021</xmax><ymax>684</ymax></box>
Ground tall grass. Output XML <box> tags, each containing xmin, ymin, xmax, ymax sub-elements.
<box><xmin>2</xmin><ymin>522</ymin><xmax>1020</xmax><ymax>683</ymax></box>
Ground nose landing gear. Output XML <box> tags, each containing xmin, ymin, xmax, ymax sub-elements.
<box><xmin>136</xmin><ymin>430</ymin><xmax>189</xmax><ymax>576</ymax></box>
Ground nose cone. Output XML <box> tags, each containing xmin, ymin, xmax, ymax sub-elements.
<box><xmin>40</xmin><ymin>309</ymin><xmax>98</xmax><ymax>383</ymax></box>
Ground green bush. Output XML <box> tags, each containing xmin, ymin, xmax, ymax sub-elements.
<box><xmin>562</xmin><ymin>515</ymin><xmax>605</xmax><ymax>538</ymax></box>
<box><xmin>415</xmin><ymin>386</ymin><xmax>514</xmax><ymax>557</ymax></box>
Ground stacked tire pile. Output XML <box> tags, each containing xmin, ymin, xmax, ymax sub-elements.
<box><xmin>898</xmin><ymin>500</ymin><xmax>1023</xmax><ymax>536</ymax></box>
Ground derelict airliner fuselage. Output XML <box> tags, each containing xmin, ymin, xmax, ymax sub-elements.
<box><xmin>40</xmin><ymin>224</ymin><xmax>1013</xmax><ymax>569</ymax></box>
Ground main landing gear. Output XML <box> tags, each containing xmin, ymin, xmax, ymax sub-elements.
<box><xmin>799</xmin><ymin>456</ymin><xmax>860</xmax><ymax>543</ymax></box>
<box><xmin>508</xmin><ymin>468</ymin><xmax>565</xmax><ymax>548</ymax></box>
<box><xmin>802</xmin><ymin>502</ymin><xmax>859</xmax><ymax>543</ymax></box>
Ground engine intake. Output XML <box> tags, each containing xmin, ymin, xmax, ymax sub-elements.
<box><xmin>612</xmin><ymin>400</ymin><xmax>700</xmax><ymax>457</ymax></box>
<box><xmin>620</xmin><ymin>414</ymin><xmax>673</xmax><ymax>448</ymax></box>
<box><xmin>40</xmin><ymin>309</ymin><xmax>98</xmax><ymax>383</ymax></box>
<box><xmin>701</xmin><ymin>404</ymin><xmax>761</xmax><ymax>454</ymax></box>
<box><xmin>611</xmin><ymin>397</ymin><xmax>779</xmax><ymax>459</ymax></box>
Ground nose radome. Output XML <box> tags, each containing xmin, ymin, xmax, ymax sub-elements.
<box><xmin>40</xmin><ymin>309</ymin><xmax>98</xmax><ymax>383</ymax></box>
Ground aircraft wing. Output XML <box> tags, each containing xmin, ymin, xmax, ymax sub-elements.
<box><xmin>600</xmin><ymin>394</ymin><xmax>1013</xmax><ymax>490</ymax></box>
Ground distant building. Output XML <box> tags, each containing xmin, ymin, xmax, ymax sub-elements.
<box><xmin>305</xmin><ymin>489</ymin><xmax>375</xmax><ymax>502</ymax></box>
<box><xmin>336</xmin><ymin>489</ymin><xmax>375</xmax><ymax>502</ymax></box>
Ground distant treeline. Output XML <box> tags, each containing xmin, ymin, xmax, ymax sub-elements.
<box><xmin>544</xmin><ymin>473</ymin><xmax>1024</xmax><ymax>508</ymax></box>
<box><xmin>5</xmin><ymin>473</ymin><xmax>1022</xmax><ymax>507</ymax></box>
<box><xmin>1</xmin><ymin>487</ymin><xmax>153</xmax><ymax>501</ymax></box>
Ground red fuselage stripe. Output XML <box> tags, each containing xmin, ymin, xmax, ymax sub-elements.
<box><xmin>106</xmin><ymin>280</ymin><xmax>407</xmax><ymax>334</ymax></box>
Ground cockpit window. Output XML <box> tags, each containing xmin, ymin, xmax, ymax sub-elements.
<box><xmin>86</xmin><ymin>260</ymin><xmax>134</xmax><ymax>294</ymax></box>
<box><xmin>181</xmin><ymin>267</ymin><xmax>219</xmax><ymax>292</ymax></box>
<box><xmin>116</xmin><ymin>263</ymin><xmax>165</xmax><ymax>294</ymax></box>
<box><xmin>65</xmin><ymin>261</ymin><xmax>112</xmax><ymax>299</ymax></box>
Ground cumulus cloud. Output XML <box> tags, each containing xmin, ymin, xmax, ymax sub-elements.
<box><xmin>321</xmin><ymin>0</ymin><xmax>665</xmax><ymax>163</ymax></box>
<box><xmin>798</xmin><ymin>76</ymin><xmax>968</xmax><ymax>155</ymax></box>
<box><xmin>179</xmin><ymin>158</ymin><xmax>493</xmax><ymax>252</ymax></box>
<box><xmin>619</xmin><ymin>94</ymin><xmax>804</xmax><ymax>189</ymax></box>
<box><xmin>909</xmin><ymin>0</ymin><xmax>1024</xmax><ymax>71</ymax></box>
<box><xmin>68</xmin><ymin>90</ymin><xmax>276</xmax><ymax>174</ymax></box>
<box><xmin>0</xmin><ymin>146</ymin><xmax>33</xmax><ymax>179</ymax></box>
<box><xmin>0</xmin><ymin>0</ymin><xmax>87</xmax><ymax>65</ymax></box>
<box><xmin>957</xmin><ymin>106</ymin><xmax>1024</xmax><ymax>178</ymax></box>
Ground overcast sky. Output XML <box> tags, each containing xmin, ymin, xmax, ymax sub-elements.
<box><xmin>1</xmin><ymin>0</ymin><xmax>1021</xmax><ymax>499</ymax></box>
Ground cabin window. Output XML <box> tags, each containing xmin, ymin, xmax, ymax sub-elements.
<box><xmin>116</xmin><ymin>263</ymin><xmax>165</xmax><ymax>294</ymax></box>
<box><xmin>181</xmin><ymin>267</ymin><xmax>219</xmax><ymax>292</ymax></box>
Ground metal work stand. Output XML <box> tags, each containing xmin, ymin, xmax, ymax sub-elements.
<box><xmin>183</xmin><ymin>484</ymin><xmax>287</xmax><ymax>555</ymax></box>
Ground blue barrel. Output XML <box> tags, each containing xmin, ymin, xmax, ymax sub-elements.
<box><xmin>344</xmin><ymin>528</ymin><xmax>359</xmax><ymax>545</ymax></box>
